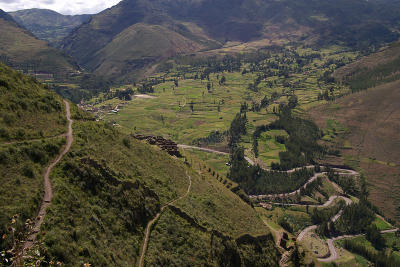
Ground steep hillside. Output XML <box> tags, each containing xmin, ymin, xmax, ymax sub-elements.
<box><xmin>9</xmin><ymin>9</ymin><xmax>90</xmax><ymax>45</ymax></box>
<box><xmin>0</xmin><ymin>63</ymin><xmax>280</xmax><ymax>266</ymax></box>
<box><xmin>88</xmin><ymin>23</ymin><xmax>211</xmax><ymax>79</ymax></box>
<box><xmin>334</xmin><ymin>41</ymin><xmax>400</xmax><ymax>92</ymax></box>
<box><xmin>0</xmin><ymin>9</ymin><xmax>78</xmax><ymax>77</ymax></box>
<box><xmin>61</xmin><ymin>0</ymin><xmax>400</xmax><ymax>81</ymax></box>
<box><xmin>310</xmin><ymin>45</ymin><xmax>400</xmax><ymax>222</ymax></box>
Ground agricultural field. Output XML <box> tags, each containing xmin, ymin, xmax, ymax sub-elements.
<box><xmin>90</xmin><ymin>45</ymin><xmax>357</xmax><ymax>170</ymax></box>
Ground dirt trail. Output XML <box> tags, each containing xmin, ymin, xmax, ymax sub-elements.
<box><xmin>138</xmin><ymin>172</ymin><xmax>192</xmax><ymax>267</ymax></box>
<box><xmin>21</xmin><ymin>100</ymin><xmax>73</xmax><ymax>253</ymax></box>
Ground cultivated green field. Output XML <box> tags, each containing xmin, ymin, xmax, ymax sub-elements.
<box><xmin>93</xmin><ymin>45</ymin><xmax>356</xmax><ymax>170</ymax></box>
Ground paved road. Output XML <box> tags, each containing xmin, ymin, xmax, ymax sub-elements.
<box><xmin>22</xmin><ymin>101</ymin><xmax>73</xmax><ymax>253</ymax></box>
<box><xmin>138</xmin><ymin>172</ymin><xmax>192</xmax><ymax>267</ymax></box>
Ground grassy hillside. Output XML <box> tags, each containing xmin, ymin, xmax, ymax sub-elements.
<box><xmin>334</xmin><ymin>41</ymin><xmax>400</xmax><ymax>92</ymax></box>
<box><xmin>60</xmin><ymin>0</ymin><xmax>400</xmax><ymax>81</ymax></box>
<box><xmin>0</xmin><ymin>63</ymin><xmax>68</xmax><ymax>256</ymax></box>
<box><xmin>88</xmin><ymin>23</ymin><xmax>213</xmax><ymax>81</ymax></box>
<box><xmin>0</xmin><ymin>63</ymin><xmax>280</xmax><ymax>266</ymax></box>
<box><xmin>9</xmin><ymin>9</ymin><xmax>90</xmax><ymax>45</ymax></box>
<box><xmin>0</xmin><ymin>64</ymin><xmax>67</xmax><ymax>142</ymax></box>
<box><xmin>0</xmin><ymin>10</ymin><xmax>78</xmax><ymax>77</ymax></box>
<box><xmin>311</xmin><ymin>46</ymin><xmax>400</xmax><ymax>222</ymax></box>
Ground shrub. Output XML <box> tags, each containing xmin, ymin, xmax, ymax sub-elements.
<box><xmin>2</xmin><ymin>114</ymin><xmax>16</xmax><ymax>125</ymax></box>
<box><xmin>23</xmin><ymin>165</ymin><xmax>35</xmax><ymax>178</ymax></box>
<box><xmin>122</xmin><ymin>137</ymin><xmax>131</xmax><ymax>148</ymax></box>
<box><xmin>0</xmin><ymin>128</ymin><xmax>9</xmax><ymax>139</ymax></box>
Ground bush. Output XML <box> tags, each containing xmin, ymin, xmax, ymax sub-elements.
<box><xmin>0</xmin><ymin>128</ymin><xmax>9</xmax><ymax>139</ymax></box>
<box><xmin>23</xmin><ymin>165</ymin><xmax>35</xmax><ymax>178</ymax></box>
<box><xmin>122</xmin><ymin>137</ymin><xmax>131</xmax><ymax>148</ymax></box>
<box><xmin>0</xmin><ymin>150</ymin><xmax>8</xmax><ymax>164</ymax></box>
<box><xmin>2</xmin><ymin>114</ymin><xmax>16</xmax><ymax>125</ymax></box>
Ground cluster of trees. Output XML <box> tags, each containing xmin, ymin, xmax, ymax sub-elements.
<box><xmin>269</xmin><ymin>107</ymin><xmax>324</xmax><ymax>170</ymax></box>
<box><xmin>299</xmin><ymin>176</ymin><xmax>323</xmax><ymax>197</ymax></box>
<box><xmin>327</xmin><ymin>168</ymin><xmax>359</xmax><ymax>196</ymax></box>
<box><xmin>334</xmin><ymin>201</ymin><xmax>376</xmax><ymax>234</ymax></box>
<box><xmin>343</xmin><ymin>238</ymin><xmax>400</xmax><ymax>267</ymax></box>
<box><xmin>114</xmin><ymin>88</ymin><xmax>134</xmax><ymax>100</ymax></box>
<box><xmin>192</xmin><ymin>130</ymin><xmax>226</xmax><ymax>146</ymax></box>
<box><xmin>227</xmin><ymin>148</ymin><xmax>315</xmax><ymax>194</ymax></box>
<box><xmin>137</xmin><ymin>83</ymin><xmax>155</xmax><ymax>94</ymax></box>
<box><xmin>344</xmin><ymin>56</ymin><xmax>400</xmax><ymax>92</ymax></box>
<box><xmin>228</xmin><ymin>112</ymin><xmax>247</xmax><ymax>148</ymax></box>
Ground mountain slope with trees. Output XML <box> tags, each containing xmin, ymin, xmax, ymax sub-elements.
<box><xmin>9</xmin><ymin>9</ymin><xmax>90</xmax><ymax>45</ymax></box>
<box><xmin>60</xmin><ymin>0</ymin><xmax>400</xmax><ymax>81</ymax></box>
<box><xmin>0</xmin><ymin>9</ymin><xmax>78</xmax><ymax>78</ymax></box>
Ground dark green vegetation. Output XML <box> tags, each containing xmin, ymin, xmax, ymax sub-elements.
<box><xmin>269</xmin><ymin>108</ymin><xmax>323</xmax><ymax>170</ymax></box>
<box><xmin>0</xmin><ymin>63</ymin><xmax>280</xmax><ymax>266</ymax></box>
<box><xmin>9</xmin><ymin>9</ymin><xmax>90</xmax><ymax>45</ymax></box>
<box><xmin>0</xmin><ymin>9</ymin><xmax>78</xmax><ymax>78</ymax></box>
<box><xmin>228</xmin><ymin>147</ymin><xmax>315</xmax><ymax>194</ymax></box>
<box><xmin>342</xmin><ymin>233</ymin><xmax>400</xmax><ymax>267</ymax></box>
<box><xmin>61</xmin><ymin>0</ymin><xmax>400</xmax><ymax>81</ymax></box>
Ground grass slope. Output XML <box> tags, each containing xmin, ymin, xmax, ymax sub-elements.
<box><xmin>89</xmin><ymin>23</ymin><xmax>206</xmax><ymax>81</ymax></box>
<box><xmin>0</xmin><ymin>14</ymin><xmax>77</xmax><ymax>76</ymax></box>
<box><xmin>0</xmin><ymin>63</ymin><xmax>279</xmax><ymax>265</ymax></box>
<box><xmin>0</xmin><ymin>63</ymin><xmax>68</xmax><ymax>254</ymax></box>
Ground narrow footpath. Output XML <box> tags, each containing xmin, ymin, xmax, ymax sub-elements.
<box><xmin>21</xmin><ymin>100</ymin><xmax>73</xmax><ymax>253</ymax></box>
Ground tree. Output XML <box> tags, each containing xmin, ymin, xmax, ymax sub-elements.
<box><xmin>219</xmin><ymin>76</ymin><xmax>226</xmax><ymax>85</ymax></box>
<box><xmin>366</xmin><ymin>224</ymin><xmax>385</xmax><ymax>249</ymax></box>
<box><xmin>190</xmin><ymin>101</ymin><xmax>194</xmax><ymax>112</ymax></box>
<box><xmin>288</xmin><ymin>95</ymin><xmax>298</xmax><ymax>109</ymax></box>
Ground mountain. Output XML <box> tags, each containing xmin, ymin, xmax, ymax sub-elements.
<box><xmin>310</xmin><ymin>42</ymin><xmax>400</xmax><ymax>222</ymax></box>
<box><xmin>0</xmin><ymin>62</ymin><xmax>281</xmax><ymax>266</ymax></box>
<box><xmin>0</xmin><ymin>9</ymin><xmax>78</xmax><ymax>77</ymax></box>
<box><xmin>60</xmin><ymin>0</ymin><xmax>400</xmax><ymax>81</ymax></box>
<box><xmin>9</xmin><ymin>9</ymin><xmax>90</xmax><ymax>46</ymax></box>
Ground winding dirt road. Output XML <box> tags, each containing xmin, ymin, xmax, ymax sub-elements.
<box><xmin>138</xmin><ymin>172</ymin><xmax>192</xmax><ymax>267</ymax></box>
<box><xmin>178</xmin><ymin>144</ymin><xmax>397</xmax><ymax>264</ymax></box>
<box><xmin>22</xmin><ymin>100</ymin><xmax>73</xmax><ymax>252</ymax></box>
<box><xmin>318</xmin><ymin>227</ymin><xmax>399</xmax><ymax>262</ymax></box>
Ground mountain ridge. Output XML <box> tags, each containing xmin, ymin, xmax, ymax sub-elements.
<box><xmin>60</xmin><ymin>0</ymin><xmax>400</xmax><ymax>81</ymax></box>
<box><xmin>9</xmin><ymin>9</ymin><xmax>90</xmax><ymax>45</ymax></box>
